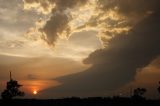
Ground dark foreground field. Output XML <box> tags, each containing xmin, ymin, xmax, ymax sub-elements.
<box><xmin>0</xmin><ymin>97</ymin><xmax>160</xmax><ymax>106</ymax></box>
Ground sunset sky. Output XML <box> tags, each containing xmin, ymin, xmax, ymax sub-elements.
<box><xmin>0</xmin><ymin>0</ymin><xmax>160</xmax><ymax>99</ymax></box>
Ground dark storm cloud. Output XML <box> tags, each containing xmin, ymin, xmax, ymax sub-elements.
<box><xmin>149</xmin><ymin>57</ymin><xmax>160</xmax><ymax>69</ymax></box>
<box><xmin>40</xmin><ymin>1</ymin><xmax>160</xmax><ymax>97</ymax></box>
<box><xmin>24</xmin><ymin>0</ymin><xmax>88</xmax><ymax>45</ymax></box>
<box><xmin>41</xmin><ymin>13</ymin><xmax>71</xmax><ymax>45</ymax></box>
<box><xmin>85</xmin><ymin>0</ymin><xmax>160</xmax><ymax>39</ymax></box>
<box><xmin>22</xmin><ymin>0</ymin><xmax>160</xmax><ymax>97</ymax></box>
<box><xmin>41</xmin><ymin>0</ymin><xmax>88</xmax><ymax>45</ymax></box>
<box><xmin>97</xmin><ymin>0</ymin><xmax>160</xmax><ymax>25</ymax></box>
<box><xmin>98</xmin><ymin>0</ymin><xmax>160</xmax><ymax>14</ymax></box>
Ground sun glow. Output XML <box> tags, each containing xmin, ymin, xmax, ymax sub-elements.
<box><xmin>33</xmin><ymin>90</ymin><xmax>38</xmax><ymax>95</ymax></box>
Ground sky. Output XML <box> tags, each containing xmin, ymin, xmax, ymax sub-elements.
<box><xmin>0</xmin><ymin>0</ymin><xmax>160</xmax><ymax>99</ymax></box>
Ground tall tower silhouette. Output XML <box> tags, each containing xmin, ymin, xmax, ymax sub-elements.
<box><xmin>1</xmin><ymin>71</ymin><xmax>25</xmax><ymax>99</ymax></box>
<box><xmin>10</xmin><ymin>71</ymin><xmax>12</xmax><ymax>80</ymax></box>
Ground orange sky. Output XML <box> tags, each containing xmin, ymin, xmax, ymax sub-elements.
<box><xmin>0</xmin><ymin>0</ymin><xmax>160</xmax><ymax>99</ymax></box>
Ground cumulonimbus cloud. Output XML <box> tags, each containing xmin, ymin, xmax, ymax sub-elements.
<box><xmin>34</xmin><ymin>0</ymin><xmax>160</xmax><ymax>97</ymax></box>
<box><xmin>40</xmin><ymin>12</ymin><xmax>160</xmax><ymax>98</ymax></box>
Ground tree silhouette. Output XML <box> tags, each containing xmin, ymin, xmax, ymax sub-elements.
<box><xmin>132</xmin><ymin>88</ymin><xmax>147</xmax><ymax>99</ymax></box>
<box><xmin>1</xmin><ymin>72</ymin><xmax>24</xmax><ymax>99</ymax></box>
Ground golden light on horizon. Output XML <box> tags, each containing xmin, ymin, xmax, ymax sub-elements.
<box><xmin>33</xmin><ymin>90</ymin><xmax>38</xmax><ymax>95</ymax></box>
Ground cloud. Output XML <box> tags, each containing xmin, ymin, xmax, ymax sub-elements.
<box><xmin>27</xmin><ymin>74</ymin><xmax>38</xmax><ymax>80</ymax></box>
<box><xmin>22</xmin><ymin>0</ymin><xmax>160</xmax><ymax>97</ymax></box>
<box><xmin>41</xmin><ymin>12</ymin><xmax>71</xmax><ymax>45</ymax></box>
<box><xmin>23</xmin><ymin>0</ymin><xmax>87</xmax><ymax>14</ymax></box>
<box><xmin>120</xmin><ymin>57</ymin><xmax>160</xmax><ymax>99</ymax></box>
<box><xmin>0</xmin><ymin>40</ymin><xmax>24</xmax><ymax>49</ymax></box>
<box><xmin>23</xmin><ymin>0</ymin><xmax>160</xmax><ymax>47</ymax></box>
<box><xmin>76</xmin><ymin>0</ymin><xmax>160</xmax><ymax>46</ymax></box>
<box><xmin>23</xmin><ymin>0</ymin><xmax>91</xmax><ymax>46</ymax></box>
<box><xmin>0</xmin><ymin>0</ymin><xmax>44</xmax><ymax>58</ymax></box>
<box><xmin>0</xmin><ymin>54</ymin><xmax>88</xmax><ymax>80</ymax></box>
<box><xmin>98</xmin><ymin>0</ymin><xmax>158</xmax><ymax>13</ymax></box>
<box><xmin>0</xmin><ymin>0</ymin><xmax>40</xmax><ymax>32</ymax></box>
<box><xmin>23</xmin><ymin>0</ymin><xmax>54</xmax><ymax>14</ymax></box>
<box><xmin>40</xmin><ymin>9</ymin><xmax>160</xmax><ymax>97</ymax></box>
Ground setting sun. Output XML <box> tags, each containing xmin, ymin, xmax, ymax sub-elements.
<box><xmin>33</xmin><ymin>90</ymin><xmax>38</xmax><ymax>95</ymax></box>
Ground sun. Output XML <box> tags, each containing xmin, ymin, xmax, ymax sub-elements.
<box><xmin>33</xmin><ymin>90</ymin><xmax>38</xmax><ymax>95</ymax></box>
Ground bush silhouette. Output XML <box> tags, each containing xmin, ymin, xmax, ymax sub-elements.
<box><xmin>132</xmin><ymin>88</ymin><xmax>147</xmax><ymax>99</ymax></box>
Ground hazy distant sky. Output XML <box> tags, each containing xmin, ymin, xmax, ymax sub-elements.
<box><xmin>0</xmin><ymin>0</ymin><xmax>160</xmax><ymax>99</ymax></box>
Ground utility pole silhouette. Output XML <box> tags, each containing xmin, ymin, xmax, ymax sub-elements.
<box><xmin>1</xmin><ymin>71</ymin><xmax>25</xmax><ymax>99</ymax></box>
<box><xmin>10</xmin><ymin>71</ymin><xmax>12</xmax><ymax>80</ymax></box>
